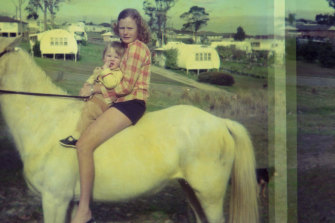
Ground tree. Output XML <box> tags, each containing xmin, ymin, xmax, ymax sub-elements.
<box><xmin>143</xmin><ymin>0</ymin><xmax>176</xmax><ymax>46</ymax></box>
<box><xmin>180</xmin><ymin>6</ymin><xmax>209</xmax><ymax>43</ymax></box>
<box><xmin>25</xmin><ymin>0</ymin><xmax>48</xmax><ymax>31</ymax></box>
<box><xmin>26</xmin><ymin>0</ymin><xmax>66</xmax><ymax>30</ymax></box>
<box><xmin>287</xmin><ymin>13</ymin><xmax>296</xmax><ymax>25</ymax></box>
<box><xmin>327</xmin><ymin>0</ymin><xmax>335</xmax><ymax>9</ymax></box>
<box><xmin>315</xmin><ymin>13</ymin><xmax>335</xmax><ymax>25</ymax></box>
<box><xmin>47</xmin><ymin>0</ymin><xmax>65</xmax><ymax>28</ymax></box>
<box><xmin>234</xmin><ymin>26</ymin><xmax>246</xmax><ymax>41</ymax></box>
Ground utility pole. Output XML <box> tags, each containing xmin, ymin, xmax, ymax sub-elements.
<box><xmin>12</xmin><ymin>0</ymin><xmax>26</xmax><ymax>36</ymax></box>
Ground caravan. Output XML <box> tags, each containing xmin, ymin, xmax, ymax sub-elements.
<box><xmin>67</xmin><ymin>22</ymin><xmax>88</xmax><ymax>44</ymax></box>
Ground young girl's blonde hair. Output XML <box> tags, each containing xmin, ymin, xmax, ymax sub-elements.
<box><xmin>113</xmin><ymin>8</ymin><xmax>151</xmax><ymax>44</ymax></box>
<box><xmin>102</xmin><ymin>41</ymin><xmax>125</xmax><ymax>60</ymax></box>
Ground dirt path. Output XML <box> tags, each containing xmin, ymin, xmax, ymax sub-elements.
<box><xmin>297</xmin><ymin>76</ymin><xmax>335</xmax><ymax>87</ymax></box>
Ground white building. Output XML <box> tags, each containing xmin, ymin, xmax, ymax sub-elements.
<box><xmin>101</xmin><ymin>31</ymin><xmax>120</xmax><ymax>42</ymax></box>
<box><xmin>86</xmin><ymin>24</ymin><xmax>109</xmax><ymax>33</ymax></box>
<box><xmin>66</xmin><ymin>22</ymin><xmax>88</xmax><ymax>43</ymax></box>
<box><xmin>0</xmin><ymin>16</ymin><xmax>28</xmax><ymax>37</ymax></box>
<box><xmin>211</xmin><ymin>38</ymin><xmax>285</xmax><ymax>62</ymax></box>
<box><xmin>155</xmin><ymin>42</ymin><xmax>220</xmax><ymax>74</ymax></box>
<box><xmin>29</xmin><ymin>29</ymin><xmax>78</xmax><ymax>61</ymax></box>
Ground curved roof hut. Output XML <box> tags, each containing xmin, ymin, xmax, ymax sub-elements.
<box><xmin>158</xmin><ymin>42</ymin><xmax>220</xmax><ymax>74</ymax></box>
<box><xmin>30</xmin><ymin>29</ymin><xmax>78</xmax><ymax>61</ymax></box>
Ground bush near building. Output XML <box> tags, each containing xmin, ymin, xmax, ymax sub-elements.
<box><xmin>198</xmin><ymin>71</ymin><xmax>235</xmax><ymax>86</ymax></box>
<box><xmin>163</xmin><ymin>49</ymin><xmax>178</xmax><ymax>69</ymax></box>
<box><xmin>32</xmin><ymin>40</ymin><xmax>41</xmax><ymax>57</ymax></box>
<box><xmin>216</xmin><ymin>45</ymin><xmax>274</xmax><ymax>66</ymax></box>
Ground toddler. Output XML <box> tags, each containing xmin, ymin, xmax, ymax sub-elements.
<box><xmin>60</xmin><ymin>41</ymin><xmax>125</xmax><ymax>148</ymax></box>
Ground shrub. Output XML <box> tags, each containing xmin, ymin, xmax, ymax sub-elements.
<box><xmin>32</xmin><ymin>41</ymin><xmax>41</xmax><ymax>57</ymax></box>
<box><xmin>180</xmin><ymin>38</ymin><xmax>194</xmax><ymax>44</ymax></box>
<box><xmin>80</xmin><ymin>39</ymin><xmax>88</xmax><ymax>46</ymax></box>
<box><xmin>198</xmin><ymin>72</ymin><xmax>235</xmax><ymax>86</ymax></box>
<box><xmin>251</xmin><ymin>50</ymin><xmax>269</xmax><ymax>65</ymax></box>
<box><xmin>318</xmin><ymin>42</ymin><xmax>335</xmax><ymax>68</ymax></box>
<box><xmin>216</xmin><ymin>46</ymin><xmax>248</xmax><ymax>61</ymax></box>
<box><xmin>297</xmin><ymin>40</ymin><xmax>319</xmax><ymax>62</ymax></box>
<box><xmin>216</xmin><ymin>46</ymin><xmax>232</xmax><ymax>60</ymax></box>
<box><xmin>232</xmin><ymin>48</ymin><xmax>247</xmax><ymax>61</ymax></box>
<box><xmin>163</xmin><ymin>49</ymin><xmax>178</xmax><ymax>69</ymax></box>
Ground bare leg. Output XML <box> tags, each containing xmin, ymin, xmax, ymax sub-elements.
<box><xmin>71</xmin><ymin>107</ymin><xmax>131</xmax><ymax>223</ymax></box>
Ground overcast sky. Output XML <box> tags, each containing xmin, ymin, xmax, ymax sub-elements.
<box><xmin>1</xmin><ymin>0</ymin><xmax>334</xmax><ymax>35</ymax></box>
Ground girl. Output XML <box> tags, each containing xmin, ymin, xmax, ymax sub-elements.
<box><xmin>71</xmin><ymin>8</ymin><xmax>151</xmax><ymax>223</ymax></box>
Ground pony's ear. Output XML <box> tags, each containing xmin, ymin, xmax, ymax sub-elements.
<box><xmin>0</xmin><ymin>37</ymin><xmax>22</xmax><ymax>54</ymax></box>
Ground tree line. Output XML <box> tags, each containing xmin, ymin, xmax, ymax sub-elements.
<box><xmin>315</xmin><ymin>0</ymin><xmax>335</xmax><ymax>25</ymax></box>
<box><xmin>23</xmin><ymin>0</ymin><xmax>67</xmax><ymax>31</ymax></box>
<box><xmin>19</xmin><ymin>0</ymin><xmax>247</xmax><ymax>44</ymax></box>
<box><xmin>143</xmin><ymin>0</ymin><xmax>210</xmax><ymax>45</ymax></box>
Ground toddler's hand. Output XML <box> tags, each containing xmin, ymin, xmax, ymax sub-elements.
<box><xmin>79</xmin><ymin>85</ymin><xmax>92</xmax><ymax>97</ymax></box>
<box><xmin>102</xmin><ymin>60</ymin><xmax>111</xmax><ymax>69</ymax></box>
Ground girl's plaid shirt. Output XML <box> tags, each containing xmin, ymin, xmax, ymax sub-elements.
<box><xmin>107</xmin><ymin>40</ymin><xmax>151</xmax><ymax>103</ymax></box>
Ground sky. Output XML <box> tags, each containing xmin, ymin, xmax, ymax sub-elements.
<box><xmin>1</xmin><ymin>0</ymin><xmax>334</xmax><ymax>35</ymax></box>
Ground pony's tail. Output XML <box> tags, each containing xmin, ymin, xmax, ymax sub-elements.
<box><xmin>225</xmin><ymin>120</ymin><xmax>259</xmax><ymax>223</ymax></box>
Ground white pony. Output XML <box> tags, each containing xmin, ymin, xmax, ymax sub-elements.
<box><xmin>0</xmin><ymin>37</ymin><xmax>258</xmax><ymax>223</ymax></box>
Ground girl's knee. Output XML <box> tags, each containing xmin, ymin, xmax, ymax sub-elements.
<box><xmin>75</xmin><ymin>138</ymin><xmax>94</xmax><ymax>154</ymax></box>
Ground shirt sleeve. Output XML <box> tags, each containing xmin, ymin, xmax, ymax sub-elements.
<box><xmin>110</xmin><ymin>43</ymin><xmax>146</xmax><ymax>97</ymax></box>
<box><xmin>98</xmin><ymin>69</ymin><xmax>123</xmax><ymax>89</ymax></box>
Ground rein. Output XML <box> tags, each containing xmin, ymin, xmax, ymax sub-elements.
<box><xmin>0</xmin><ymin>49</ymin><xmax>10</xmax><ymax>58</ymax></box>
<box><xmin>0</xmin><ymin>89</ymin><xmax>89</xmax><ymax>100</ymax></box>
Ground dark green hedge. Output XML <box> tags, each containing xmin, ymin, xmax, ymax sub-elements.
<box><xmin>32</xmin><ymin>41</ymin><xmax>41</xmax><ymax>57</ymax></box>
<box><xmin>198</xmin><ymin>72</ymin><xmax>235</xmax><ymax>86</ymax></box>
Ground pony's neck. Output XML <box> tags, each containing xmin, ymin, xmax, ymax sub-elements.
<box><xmin>0</xmin><ymin>49</ymin><xmax>79</xmax><ymax>157</ymax></box>
<box><xmin>3</xmin><ymin>50</ymin><xmax>64</xmax><ymax>94</ymax></box>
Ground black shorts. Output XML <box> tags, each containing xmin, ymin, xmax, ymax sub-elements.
<box><xmin>112</xmin><ymin>99</ymin><xmax>146</xmax><ymax>125</ymax></box>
